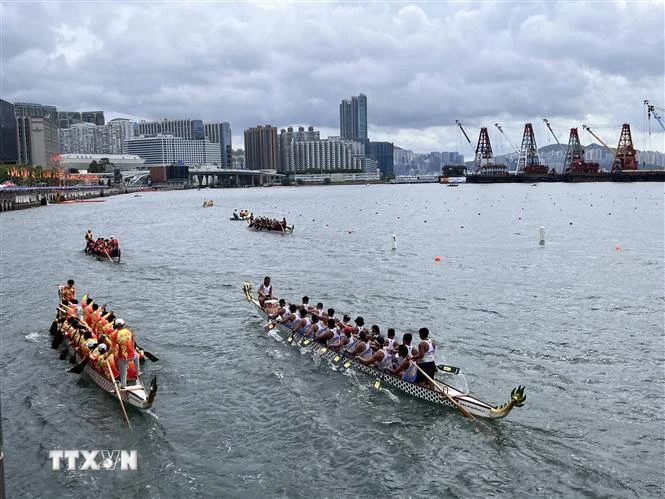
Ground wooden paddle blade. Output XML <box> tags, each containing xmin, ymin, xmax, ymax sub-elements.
<box><xmin>49</xmin><ymin>321</ymin><xmax>58</xmax><ymax>336</ymax></box>
<box><xmin>142</xmin><ymin>350</ymin><xmax>159</xmax><ymax>362</ymax></box>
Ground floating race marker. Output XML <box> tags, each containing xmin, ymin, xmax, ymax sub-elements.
<box><xmin>434</xmin><ymin>256</ymin><xmax>442</xmax><ymax>262</ymax></box>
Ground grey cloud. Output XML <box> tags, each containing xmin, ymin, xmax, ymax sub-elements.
<box><xmin>1</xmin><ymin>1</ymin><xmax>662</xmax><ymax>153</ymax></box>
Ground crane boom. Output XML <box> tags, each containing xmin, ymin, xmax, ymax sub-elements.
<box><xmin>582</xmin><ymin>125</ymin><xmax>615</xmax><ymax>156</ymax></box>
<box><xmin>542</xmin><ymin>118</ymin><xmax>566</xmax><ymax>154</ymax></box>
<box><xmin>494</xmin><ymin>123</ymin><xmax>520</xmax><ymax>154</ymax></box>
<box><xmin>644</xmin><ymin>100</ymin><xmax>665</xmax><ymax>132</ymax></box>
<box><xmin>455</xmin><ymin>120</ymin><xmax>475</xmax><ymax>155</ymax></box>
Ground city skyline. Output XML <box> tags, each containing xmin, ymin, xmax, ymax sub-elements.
<box><xmin>2</xmin><ymin>2</ymin><xmax>663</xmax><ymax>154</ymax></box>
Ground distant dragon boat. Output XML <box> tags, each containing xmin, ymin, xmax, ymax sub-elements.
<box><xmin>51</xmin><ymin>301</ymin><xmax>157</xmax><ymax>410</ymax></box>
<box><xmin>243</xmin><ymin>283</ymin><xmax>525</xmax><ymax>420</ymax></box>
<box><xmin>84</xmin><ymin>236</ymin><xmax>121</xmax><ymax>263</ymax></box>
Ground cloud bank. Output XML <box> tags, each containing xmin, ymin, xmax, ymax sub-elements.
<box><xmin>2</xmin><ymin>1</ymin><xmax>663</xmax><ymax>152</ymax></box>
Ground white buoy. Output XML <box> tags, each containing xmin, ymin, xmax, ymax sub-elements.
<box><xmin>539</xmin><ymin>226</ymin><xmax>545</xmax><ymax>246</ymax></box>
<box><xmin>392</xmin><ymin>234</ymin><xmax>397</xmax><ymax>250</ymax></box>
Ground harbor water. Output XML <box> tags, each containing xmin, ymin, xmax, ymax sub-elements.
<box><xmin>1</xmin><ymin>183</ymin><xmax>663</xmax><ymax>498</ymax></box>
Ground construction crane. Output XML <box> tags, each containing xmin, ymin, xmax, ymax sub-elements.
<box><xmin>582</xmin><ymin>124</ymin><xmax>615</xmax><ymax>156</ymax></box>
<box><xmin>494</xmin><ymin>123</ymin><xmax>520</xmax><ymax>154</ymax></box>
<box><xmin>644</xmin><ymin>100</ymin><xmax>665</xmax><ymax>132</ymax></box>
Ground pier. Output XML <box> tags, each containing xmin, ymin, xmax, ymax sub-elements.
<box><xmin>0</xmin><ymin>186</ymin><xmax>142</xmax><ymax>212</ymax></box>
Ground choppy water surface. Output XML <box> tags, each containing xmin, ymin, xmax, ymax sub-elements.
<box><xmin>1</xmin><ymin>183</ymin><xmax>663</xmax><ymax>498</ymax></box>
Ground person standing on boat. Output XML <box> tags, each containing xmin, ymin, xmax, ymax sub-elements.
<box><xmin>258</xmin><ymin>276</ymin><xmax>273</xmax><ymax>307</ymax></box>
<box><xmin>112</xmin><ymin>319</ymin><xmax>141</xmax><ymax>388</ymax></box>
<box><xmin>233</xmin><ymin>209</ymin><xmax>239</xmax><ymax>220</ymax></box>
<box><xmin>58</xmin><ymin>279</ymin><xmax>76</xmax><ymax>302</ymax></box>
<box><xmin>412</xmin><ymin>327</ymin><xmax>437</xmax><ymax>386</ymax></box>
<box><xmin>85</xmin><ymin>229</ymin><xmax>93</xmax><ymax>243</ymax></box>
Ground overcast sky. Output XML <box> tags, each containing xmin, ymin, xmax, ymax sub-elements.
<box><xmin>2</xmin><ymin>1</ymin><xmax>664</xmax><ymax>153</ymax></box>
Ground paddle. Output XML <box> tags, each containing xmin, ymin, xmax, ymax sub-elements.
<box><xmin>69</xmin><ymin>356</ymin><xmax>89</xmax><ymax>374</ymax></box>
<box><xmin>412</xmin><ymin>362</ymin><xmax>475</xmax><ymax>420</ymax></box>
<box><xmin>59</xmin><ymin>348</ymin><xmax>70</xmax><ymax>360</ymax></box>
<box><xmin>437</xmin><ymin>364</ymin><xmax>461</xmax><ymax>375</ymax></box>
<box><xmin>106</xmin><ymin>360</ymin><xmax>132</xmax><ymax>431</ymax></box>
<box><xmin>49</xmin><ymin>320</ymin><xmax>58</xmax><ymax>336</ymax></box>
<box><xmin>103</xmin><ymin>249</ymin><xmax>114</xmax><ymax>263</ymax></box>
<box><xmin>135</xmin><ymin>342</ymin><xmax>159</xmax><ymax>362</ymax></box>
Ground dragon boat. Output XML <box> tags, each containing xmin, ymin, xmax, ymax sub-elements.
<box><xmin>243</xmin><ymin>283</ymin><xmax>525</xmax><ymax>419</ymax></box>
<box><xmin>51</xmin><ymin>304</ymin><xmax>157</xmax><ymax>410</ymax></box>
<box><xmin>84</xmin><ymin>237</ymin><xmax>121</xmax><ymax>263</ymax></box>
<box><xmin>247</xmin><ymin>220</ymin><xmax>294</xmax><ymax>234</ymax></box>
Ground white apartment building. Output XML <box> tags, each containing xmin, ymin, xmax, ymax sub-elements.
<box><xmin>279</xmin><ymin>126</ymin><xmax>363</xmax><ymax>174</ymax></box>
<box><xmin>124</xmin><ymin>134</ymin><xmax>220</xmax><ymax>166</ymax></box>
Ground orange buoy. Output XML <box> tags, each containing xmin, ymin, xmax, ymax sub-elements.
<box><xmin>434</xmin><ymin>256</ymin><xmax>442</xmax><ymax>262</ymax></box>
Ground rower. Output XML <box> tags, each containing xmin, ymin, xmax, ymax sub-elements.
<box><xmin>279</xmin><ymin>304</ymin><xmax>298</xmax><ymax>328</ymax></box>
<box><xmin>314</xmin><ymin>302</ymin><xmax>325</xmax><ymax>317</ymax></box>
<box><xmin>412</xmin><ymin>327</ymin><xmax>437</xmax><ymax>387</ymax></box>
<box><xmin>346</xmin><ymin>330</ymin><xmax>371</xmax><ymax>360</ymax></box>
<box><xmin>355</xmin><ymin>336</ymin><xmax>393</xmax><ymax>370</ymax></box>
<box><xmin>304</xmin><ymin>314</ymin><xmax>321</xmax><ymax>339</ymax></box>
<box><xmin>401</xmin><ymin>333</ymin><xmax>419</xmax><ymax>357</ymax></box>
<box><xmin>300</xmin><ymin>296</ymin><xmax>311</xmax><ymax>311</ymax></box>
<box><xmin>291</xmin><ymin>308</ymin><xmax>310</xmax><ymax>335</ymax></box>
<box><xmin>386</xmin><ymin>328</ymin><xmax>399</xmax><ymax>351</ymax></box>
<box><xmin>388</xmin><ymin>345</ymin><xmax>418</xmax><ymax>382</ymax></box>
<box><xmin>315</xmin><ymin>318</ymin><xmax>337</xmax><ymax>344</ymax></box>
<box><xmin>267</xmin><ymin>298</ymin><xmax>289</xmax><ymax>321</ymax></box>
<box><xmin>258</xmin><ymin>276</ymin><xmax>272</xmax><ymax>307</ymax></box>
<box><xmin>233</xmin><ymin>209</ymin><xmax>239</xmax><ymax>220</ymax></box>
<box><xmin>327</xmin><ymin>328</ymin><xmax>350</xmax><ymax>351</ymax></box>
<box><xmin>58</xmin><ymin>279</ymin><xmax>76</xmax><ymax>302</ymax></box>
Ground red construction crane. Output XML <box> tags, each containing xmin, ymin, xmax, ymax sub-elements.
<box><xmin>566</xmin><ymin>128</ymin><xmax>600</xmax><ymax>174</ymax></box>
<box><xmin>611</xmin><ymin>123</ymin><xmax>638</xmax><ymax>172</ymax></box>
<box><xmin>474</xmin><ymin>127</ymin><xmax>507</xmax><ymax>174</ymax></box>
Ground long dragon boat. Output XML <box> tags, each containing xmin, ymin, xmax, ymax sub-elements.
<box><xmin>243</xmin><ymin>283</ymin><xmax>525</xmax><ymax>419</ymax></box>
<box><xmin>51</xmin><ymin>303</ymin><xmax>157</xmax><ymax>410</ymax></box>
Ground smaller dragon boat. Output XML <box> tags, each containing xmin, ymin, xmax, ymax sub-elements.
<box><xmin>203</xmin><ymin>199</ymin><xmax>214</xmax><ymax>207</ymax></box>
<box><xmin>51</xmin><ymin>296</ymin><xmax>157</xmax><ymax>411</ymax></box>
<box><xmin>84</xmin><ymin>234</ymin><xmax>121</xmax><ymax>263</ymax></box>
<box><xmin>243</xmin><ymin>283</ymin><xmax>525</xmax><ymax>420</ymax></box>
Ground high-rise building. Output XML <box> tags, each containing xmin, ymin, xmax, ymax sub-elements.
<box><xmin>16</xmin><ymin>116</ymin><xmax>59</xmax><ymax>167</ymax></box>
<box><xmin>14</xmin><ymin>102</ymin><xmax>58</xmax><ymax>121</ymax></box>
<box><xmin>279</xmin><ymin>126</ymin><xmax>320</xmax><ymax>172</ymax></box>
<box><xmin>107</xmin><ymin>118</ymin><xmax>135</xmax><ymax>154</ymax></box>
<box><xmin>58</xmin><ymin>110</ymin><xmax>106</xmax><ymax>128</ymax></box>
<box><xmin>124</xmin><ymin>134</ymin><xmax>219</xmax><ymax>166</ymax></box>
<box><xmin>339</xmin><ymin>93</ymin><xmax>368</xmax><ymax>143</ymax></box>
<box><xmin>81</xmin><ymin>111</ymin><xmax>105</xmax><ymax>126</ymax></box>
<box><xmin>244</xmin><ymin>125</ymin><xmax>278</xmax><ymax>170</ymax></box>
<box><xmin>0</xmin><ymin>99</ymin><xmax>18</xmax><ymax>163</ymax></box>
<box><xmin>204</xmin><ymin>122</ymin><xmax>232</xmax><ymax>168</ymax></box>
<box><xmin>59</xmin><ymin>122</ymin><xmax>98</xmax><ymax>154</ymax></box>
<box><xmin>369</xmin><ymin>141</ymin><xmax>395</xmax><ymax>178</ymax></box>
<box><xmin>137</xmin><ymin>119</ymin><xmax>204</xmax><ymax>140</ymax></box>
